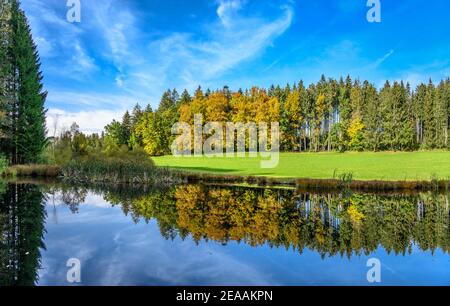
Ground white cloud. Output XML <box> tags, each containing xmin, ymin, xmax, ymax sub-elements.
<box><xmin>34</xmin><ymin>36</ymin><xmax>53</xmax><ymax>57</ymax></box>
<box><xmin>70</xmin><ymin>42</ymin><xmax>97</xmax><ymax>75</ymax></box>
<box><xmin>217</xmin><ymin>0</ymin><xmax>245</xmax><ymax>27</ymax></box>
<box><xmin>145</xmin><ymin>2</ymin><xmax>294</xmax><ymax>91</ymax></box>
<box><xmin>47</xmin><ymin>108</ymin><xmax>126</xmax><ymax>135</ymax></box>
<box><xmin>45</xmin><ymin>90</ymin><xmax>139</xmax><ymax>135</ymax></box>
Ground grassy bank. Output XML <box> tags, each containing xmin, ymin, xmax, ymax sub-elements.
<box><xmin>153</xmin><ymin>151</ymin><xmax>450</xmax><ymax>181</ymax></box>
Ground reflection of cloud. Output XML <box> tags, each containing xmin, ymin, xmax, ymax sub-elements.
<box><xmin>38</xmin><ymin>189</ymin><xmax>450</xmax><ymax>286</ymax></box>
<box><xmin>95</xmin><ymin>227</ymin><xmax>277</xmax><ymax>285</ymax></box>
<box><xmin>39</xmin><ymin>194</ymin><xmax>276</xmax><ymax>285</ymax></box>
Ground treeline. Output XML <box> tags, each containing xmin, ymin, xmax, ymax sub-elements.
<box><xmin>100</xmin><ymin>75</ymin><xmax>450</xmax><ymax>156</ymax></box>
<box><xmin>0</xmin><ymin>0</ymin><xmax>47</xmax><ymax>164</ymax></box>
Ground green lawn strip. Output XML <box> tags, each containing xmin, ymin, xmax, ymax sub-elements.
<box><xmin>153</xmin><ymin>151</ymin><xmax>450</xmax><ymax>181</ymax></box>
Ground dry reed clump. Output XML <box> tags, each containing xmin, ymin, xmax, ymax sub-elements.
<box><xmin>3</xmin><ymin>164</ymin><xmax>61</xmax><ymax>177</ymax></box>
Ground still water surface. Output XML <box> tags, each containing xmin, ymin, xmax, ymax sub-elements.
<box><xmin>0</xmin><ymin>181</ymin><xmax>449</xmax><ymax>285</ymax></box>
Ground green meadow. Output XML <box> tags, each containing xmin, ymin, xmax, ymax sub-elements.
<box><xmin>153</xmin><ymin>151</ymin><xmax>450</xmax><ymax>181</ymax></box>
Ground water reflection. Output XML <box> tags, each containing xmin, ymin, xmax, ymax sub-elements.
<box><xmin>104</xmin><ymin>184</ymin><xmax>450</xmax><ymax>257</ymax></box>
<box><xmin>0</xmin><ymin>181</ymin><xmax>449</xmax><ymax>285</ymax></box>
<box><xmin>0</xmin><ymin>182</ymin><xmax>46</xmax><ymax>286</ymax></box>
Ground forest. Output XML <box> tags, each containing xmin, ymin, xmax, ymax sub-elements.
<box><xmin>76</xmin><ymin>76</ymin><xmax>450</xmax><ymax>159</ymax></box>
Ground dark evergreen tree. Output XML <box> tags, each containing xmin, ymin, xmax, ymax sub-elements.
<box><xmin>423</xmin><ymin>80</ymin><xmax>436</xmax><ymax>148</ymax></box>
<box><xmin>179</xmin><ymin>89</ymin><xmax>192</xmax><ymax>106</ymax></box>
<box><xmin>9</xmin><ymin>0</ymin><xmax>47</xmax><ymax>163</ymax></box>
<box><xmin>435</xmin><ymin>80</ymin><xmax>449</xmax><ymax>148</ymax></box>
<box><xmin>0</xmin><ymin>0</ymin><xmax>13</xmax><ymax>158</ymax></box>
<box><xmin>131</xmin><ymin>103</ymin><xmax>143</xmax><ymax>128</ymax></box>
<box><xmin>362</xmin><ymin>81</ymin><xmax>381</xmax><ymax>151</ymax></box>
<box><xmin>158</xmin><ymin>89</ymin><xmax>175</xmax><ymax>113</ymax></box>
<box><xmin>412</xmin><ymin>83</ymin><xmax>426</xmax><ymax>146</ymax></box>
<box><xmin>121</xmin><ymin>111</ymin><xmax>132</xmax><ymax>146</ymax></box>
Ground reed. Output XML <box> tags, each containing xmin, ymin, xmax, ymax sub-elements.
<box><xmin>61</xmin><ymin>156</ymin><xmax>185</xmax><ymax>185</ymax></box>
<box><xmin>2</xmin><ymin>164</ymin><xmax>61</xmax><ymax>178</ymax></box>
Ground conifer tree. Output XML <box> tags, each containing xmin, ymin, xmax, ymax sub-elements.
<box><xmin>0</xmin><ymin>0</ymin><xmax>13</xmax><ymax>157</ymax></box>
<box><xmin>423</xmin><ymin>80</ymin><xmax>436</xmax><ymax>148</ymax></box>
<box><xmin>8</xmin><ymin>0</ymin><xmax>47</xmax><ymax>163</ymax></box>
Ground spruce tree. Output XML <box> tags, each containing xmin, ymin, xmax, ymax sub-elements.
<box><xmin>362</xmin><ymin>81</ymin><xmax>381</xmax><ymax>151</ymax></box>
<box><xmin>9</xmin><ymin>0</ymin><xmax>47</xmax><ymax>163</ymax></box>
<box><xmin>0</xmin><ymin>0</ymin><xmax>13</xmax><ymax>158</ymax></box>
<box><xmin>423</xmin><ymin>80</ymin><xmax>436</xmax><ymax>148</ymax></box>
<box><xmin>179</xmin><ymin>89</ymin><xmax>192</xmax><ymax>106</ymax></box>
<box><xmin>435</xmin><ymin>80</ymin><xmax>449</xmax><ymax>148</ymax></box>
<box><xmin>412</xmin><ymin>84</ymin><xmax>426</xmax><ymax>146</ymax></box>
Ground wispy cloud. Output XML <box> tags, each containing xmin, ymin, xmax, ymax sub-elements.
<box><xmin>369</xmin><ymin>49</ymin><xmax>395</xmax><ymax>69</ymax></box>
<box><xmin>217</xmin><ymin>0</ymin><xmax>245</xmax><ymax>28</ymax></box>
<box><xmin>22</xmin><ymin>0</ymin><xmax>294</xmax><ymax>134</ymax></box>
<box><xmin>146</xmin><ymin>1</ymin><xmax>294</xmax><ymax>90</ymax></box>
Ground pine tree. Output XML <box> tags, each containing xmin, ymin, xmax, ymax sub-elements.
<box><xmin>396</xmin><ymin>82</ymin><xmax>415</xmax><ymax>150</ymax></box>
<box><xmin>423</xmin><ymin>80</ymin><xmax>436</xmax><ymax>148</ymax></box>
<box><xmin>10</xmin><ymin>0</ymin><xmax>47</xmax><ymax>163</ymax></box>
<box><xmin>434</xmin><ymin>80</ymin><xmax>448</xmax><ymax>148</ymax></box>
<box><xmin>121</xmin><ymin>111</ymin><xmax>132</xmax><ymax>147</ymax></box>
<box><xmin>158</xmin><ymin>89</ymin><xmax>175</xmax><ymax>113</ymax></box>
<box><xmin>412</xmin><ymin>84</ymin><xmax>426</xmax><ymax>146</ymax></box>
<box><xmin>179</xmin><ymin>89</ymin><xmax>192</xmax><ymax>106</ymax></box>
<box><xmin>0</xmin><ymin>0</ymin><xmax>13</xmax><ymax>158</ymax></box>
<box><xmin>362</xmin><ymin>81</ymin><xmax>381</xmax><ymax>151</ymax></box>
<box><xmin>131</xmin><ymin>103</ymin><xmax>143</xmax><ymax>127</ymax></box>
<box><xmin>283</xmin><ymin>86</ymin><xmax>301</xmax><ymax>151</ymax></box>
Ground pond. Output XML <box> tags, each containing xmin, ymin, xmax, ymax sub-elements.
<box><xmin>0</xmin><ymin>180</ymin><xmax>449</xmax><ymax>286</ymax></box>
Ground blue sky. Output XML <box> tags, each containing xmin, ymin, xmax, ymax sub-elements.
<box><xmin>22</xmin><ymin>0</ymin><xmax>450</xmax><ymax>134</ymax></box>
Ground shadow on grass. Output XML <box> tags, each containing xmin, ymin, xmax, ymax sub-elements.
<box><xmin>163</xmin><ymin>166</ymin><xmax>238</xmax><ymax>173</ymax></box>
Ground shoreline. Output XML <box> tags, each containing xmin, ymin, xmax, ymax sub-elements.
<box><xmin>179</xmin><ymin>171</ymin><xmax>450</xmax><ymax>191</ymax></box>
<box><xmin>3</xmin><ymin>164</ymin><xmax>450</xmax><ymax>192</ymax></box>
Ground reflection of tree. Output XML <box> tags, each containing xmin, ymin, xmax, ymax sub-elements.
<box><xmin>59</xmin><ymin>186</ymin><xmax>87</xmax><ymax>214</ymax></box>
<box><xmin>36</xmin><ymin>182</ymin><xmax>450</xmax><ymax>259</ymax></box>
<box><xmin>110</xmin><ymin>184</ymin><xmax>449</xmax><ymax>257</ymax></box>
<box><xmin>0</xmin><ymin>183</ymin><xmax>46</xmax><ymax>286</ymax></box>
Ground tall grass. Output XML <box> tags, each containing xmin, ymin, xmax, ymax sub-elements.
<box><xmin>2</xmin><ymin>164</ymin><xmax>61</xmax><ymax>177</ymax></box>
<box><xmin>62</xmin><ymin>154</ymin><xmax>185</xmax><ymax>185</ymax></box>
